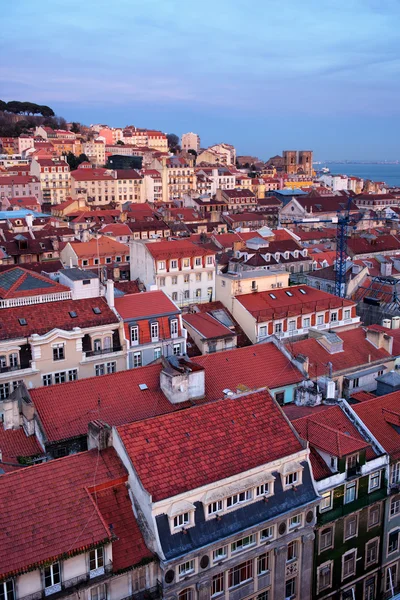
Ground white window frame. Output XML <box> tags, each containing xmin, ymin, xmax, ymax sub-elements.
<box><xmin>178</xmin><ymin>560</ymin><xmax>195</xmax><ymax>578</ymax></box>
<box><xmin>208</xmin><ymin>501</ymin><xmax>223</xmax><ymax>516</ymax></box>
<box><xmin>365</xmin><ymin>537</ymin><xmax>379</xmax><ymax>567</ymax></box>
<box><xmin>344</xmin><ymin>481</ymin><xmax>357</xmax><ymax>504</ymax></box>
<box><xmin>369</xmin><ymin>471</ymin><xmax>381</xmax><ymax>492</ymax></box>
<box><xmin>173</xmin><ymin>512</ymin><xmax>190</xmax><ymax>530</ymax></box>
<box><xmin>390</xmin><ymin>497</ymin><xmax>400</xmax><ymax>517</ymax></box>
<box><xmin>319</xmin><ymin>526</ymin><xmax>333</xmax><ymax>552</ymax></box>
<box><xmin>133</xmin><ymin>352</ymin><xmax>142</xmax><ymax>368</ymax></box>
<box><xmin>288</xmin><ymin>513</ymin><xmax>302</xmax><ymax>530</ymax></box>
<box><xmin>256</xmin><ymin>482</ymin><xmax>271</xmax><ymax>497</ymax></box>
<box><xmin>342</xmin><ymin>549</ymin><xmax>357</xmax><ymax>579</ymax></box>
<box><xmin>260</xmin><ymin>525</ymin><xmax>274</xmax><ymax>541</ymax></box>
<box><xmin>151</xmin><ymin>322</ymin><xmax>159</xmax><ymax>341</ymax></box>
<box><xmin>212</xmin><ymin>546</ymin><xmax>227</xmax><ymax>563</ymax></box>
<box><xmin>317</xmin><ymin>561</ymin><xmax>333</xmax><ymax>594</ymax></box>
<box><xmin>130</xmin><ymin>325</ymin><xmax>139</xmax><ymax>345</ymax></box>
<box><xmin>320</xmin><ymin>490</ymin><xmax>333</xmax><ymax>512</ymax></box>
<box><xmin>226</xmin><ymin>489</ymin><xmax>252</xmax><ymax>509</ymax></box>
<box><xmin>231</xmin><ymin>534</ymin><xmax>256</xmax><ymax>554</ymax></box>
<box><xmin>284</xmin><ymin>471</ymin><xmax>299</xmax><ymax>488</ymax></box>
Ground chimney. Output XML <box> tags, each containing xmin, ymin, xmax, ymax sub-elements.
<box><xmin>25</xmin><ymin>213</ymin><xmax>33</xmax><ymax>229</ymax></box>
<box><xmin>106</xmin><ymin>279</ymin><xmax>114</xmax><ymax>308</ymax></box>
<box><xmin>88</xmin><ymin>420</ymin><xmax>112</xmax><ymax>450</ymax></box>
<box><xmin>160</xmin><ymin>357</ymin><xmax>205</xmax><ymax>404</ymax></box>
<box><xmin>366</xmin><ymin>327</ymin><xmax>393</xmax><ymax>354</ymax></box>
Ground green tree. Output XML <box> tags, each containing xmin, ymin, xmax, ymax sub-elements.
<box><xmin>70</xmin><ymin>122</ymin><xmax>80</xmax><ymax>133</ymax></box>
<box><xmin>116</xmin><ymin>140</ymin><xmax>125</xmax><ymax>145</ymax></box>
<box><xmin>0</xmin><ymin>100</ymin><xmax>6</xmax><ymax>112</ymax></box>
<box><xmin>167</xmin><ymin>133</ymin><xmax>179</xmax><ymax>150</ymax></box>
<box><xmin>39</xmin><ymin>105</ymin><xmax>55</xmax><ymax>117</ymax></box>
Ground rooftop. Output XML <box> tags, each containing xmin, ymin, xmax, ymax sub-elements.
<box><xmin>115</xmin><ymin>290</ymin><xmax>179</xmax><ymax>320</ymax></box>
<box><xmin>0</xmin><ymin>267</ymin><xmax>70</xmax><ymax>300</ymax></box>
<box><xmin>353</xmin><ymin>391</ymin><xmax>400</xmax><ymax>459</ymax></box>
<box><xmin>144</xmin><ymin>239</ymin><xmax>215</xmax><ymax>260</ymax></box>
<box><xmin>68</xmin><ymin>236</ymin><xmax>129</xmax><ymax>258</ymax></box>
<box><xmin>182</xmin><ymin>312</ymin><xmax>234</xmax><ymax>340</ymax></box>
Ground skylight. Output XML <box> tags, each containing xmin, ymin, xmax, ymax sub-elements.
<box><xmin>69</xmin><ymin>311</ymin><xmax>78</xmax><ymax>318</ymax></box>
<box><xmin>269</xmin><ymin>293</ymin><xmax>277</xmax><ymax>299</ymax></box>
<box><xmin>18</xmin><ymin>318</ymin><xmax>27</xmax><ymax>326</ymax></box>
<box><xmin>299</xmin><ymin>288</ymin><xmax>306</xmax><ymax>295</ymax></box>
<box><xmin>92</xmin><ymin>307</ymin><xmax>101</xmax><ymax>315</ymax></box>
<box><xmin>286</xmin><ymin>291</ymin><xmax>293</xmax><ymax>297</ymax></box>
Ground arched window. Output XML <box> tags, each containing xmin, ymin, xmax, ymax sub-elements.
<box><xmin>178</xmin><ymin>589</ymin><xmax>193</xmax><ymax>600</ymax></box>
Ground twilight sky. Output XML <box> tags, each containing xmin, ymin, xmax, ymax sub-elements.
<box><xmin>1</xmin><ymin>0</ymin><xmax>400</xmax><ymax>160</ymax></box>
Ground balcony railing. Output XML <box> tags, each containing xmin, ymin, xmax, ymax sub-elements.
<box><xmin>120</xmin><ymin>581</ymin><xmax>162</xmax><ymax>600</ymax></box>
<box><xmin>84</xmin><ymin>345</ymin><xmax>122</xmax><ymax>357</ymax></box>
<box><xmin>346</xmin><ymin>465</ymin><xmax>362</xmax><ymax>478</ymax></box>
<box><xmin>0</xmin><ymin>363</ymin><xmax>26</xmax><ymax>374</ymax></box>
<box><xmin>18</xmin><ymin>564</ymin><xmax>113</xmax><ymax>600</ymax></box>
<box><xmin>318</xmin><ymin>487</ymin><xmax>387</xmax><ymax>525</ymax></box>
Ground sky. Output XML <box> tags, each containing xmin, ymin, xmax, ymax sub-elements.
<box><xmin>1</xmin><ymin>0</ymin><xmax>400</xmax><ymax>160</ymax></box>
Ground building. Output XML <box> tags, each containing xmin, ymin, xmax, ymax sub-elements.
<box><xmin>0</xmin><ymin>447</ymin><xmax>159</xmax><ymax>600</ymax></box>
<box><xmin>60</xmin><ymin>236</ymin><xmax>130</xmax><ymax>279</ymax></box>
<box><xmin>208</xmin><ymin>142</ymin><xmax>236</xmax><ymax>165</ymax></box>
<box><xmin>0</xmin><ymin>268</ymin><xmax>126</xmax><ymax>409</ymax></box>
<box><xmin>227</xmin><ymin>285</ymin><xmax>359</xmax><ymax>344</ymax></box>
<box><xmin>113</xmin><ymin>387</ymin><xmax>319</xmax><ymax>600</ymax></box>
<box><xmin>216</xmin><ymin>188</ymin><xmax>257</xmax><ymax>211</ymax></box>
<box><xmin>83</xmin><ymin>139</ymin><xmax>106</xmax><ymax>166</ymax></box>
<box><xmin>280</xmin><ymin>195</ymin><xmax>359</xmax><ymax>225</ymax></box>
<box><xmin>0</xmin><ymin>174</ymin><xmax>42</xmax><ymax>203</ymax></box>
<box><xmin>30</xmin><ymin>157</ymin><xmax>71</xmax><ymax>205</ymax></box>
<box><xmin>161</xmin><ymin>157</ymin><xmax>196</xmax><ymax>202</ymax></box>
<box><xmin>130</xmin><ymin>239</ymin><xmax>216</xmax><ymax>306</ymax></box>
<box><xmin>283</xmin><ymin>151</ymin><xmax>313</xmax><ymax>177</ymax></box>
<box><xmin>290</xmin><ymin>403</ymin><xmax>388</xmax><ymax>600</ymax></box>
<box><xmin>182</xmin><ymin>132</ymin><xmax>200</xmax><ymax>153</ymax></box>
<box><xmin>182</xmin><ymin>311</ymin><xmax>237</xmax><ymax>354</ymax></box>
<box><xmin>70</xmin><ymin>167</ymin><xmax>144</xmax><ymax>206</ymax></box>
<box><xmin>115</xmin><ymin>290</ymin><xmax>187</xmax><ymax>368</ymax></box>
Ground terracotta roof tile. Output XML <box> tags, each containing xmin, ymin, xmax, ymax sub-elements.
<box><xmin>117</xmin><ymin>390</ymin><xmax>303</xmax><ymax>501</ymax></box>
<box><xmin>115</xmin><ymin>290</ymin><xmax>179</xmax><ymax>320</ymax></box>
<box><xmin>353</xmin><ymin>391</ymin><xmax>400</xmax><ymax>459</ymax></box>
<box><xmin>145</xmin><ymin>240</ymin><xmax>215</xmax><ymax>260</ymax></box>
<box><xmin>183</xmin><ymin>312</ymin><xmax>233</xmax><ymax>339</ymax></box>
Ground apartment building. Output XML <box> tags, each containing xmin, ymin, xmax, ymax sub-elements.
<box><xmin>0</xmin><ymin>447</ymin><xmax>159</xmax><ymax>600</ymax></box>
<box><xmin>182</xmin><ymin>132</ymin><xmax>200</xmax><ymax>153</ymax></box>
<box><xmin>113</xmin><ymin>386</ymin><xmax>319</xmax><ymax>600</ymax></box>
<box><xmin>83</xmin><ymin>139</ymin><xmax>106</xmax><ymax>165</ymax></box>
<box><xmin>60</xmin><ymin>237</ymin><xmax>130</xmax><ymax>279</ymax></box>
<box><xmin>115</xmin><ymin>289</ymin><xmax>186</xmax><ymax>367</ymax></box>
<box><xmin>163</xmin><ymin>157</ymin><xmax>196</xmax><ymax>201</ymax></box>
<box><xmin>0</xmin><ymin>174</ymin><xmax>42</xmax><ymax>203</ymax></box>
<box><xmin>0</xmin><ymin>267</ymin><xmax>126</xmax><ymax>412</ymax></box>
<box><xmin>216</xmin><ymin>188</ymin><xmax>257</xmax><ymax>210</ymax></box>
<box><xmin>30</xmin><ymin>157</ymin><xmax>71</xmax><ymax>205</ymax></box>
<box><xmin>227</xmin><ymin>285</ymin><xmax>360</xmax><ymax>344</ymax></box>
<box><xmin>130</xmin><ymin>239</ymin><xmax>216</xmax><ymax>306</ymax></box>
<box><xmin>291</xmin><ymin>403</ymin><xmax>388</xmax><ymax>600</ymax></box>
<box><xmin>70</xmin><ymin>166</ymin><xmax>143</xmax><ymax>205</ymax></box>
<box><xmin>182</xmin><ymin>312</ymin><xmax>237</xmax><ymax>354</ymax></box>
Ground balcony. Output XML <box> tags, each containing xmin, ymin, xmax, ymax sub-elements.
<box><xmin>318</xmin><ymin>487</ymin><xmax>387</xmax><ymax>525</ymax></box>
<box><xmin>84</xmin><ymin>345</ymin><xmax>122</xmax><ymax>358</ymax></box>
<box><xmin>121</xmin><ymin>582</ymin><xmax>162</xmax><ymax>600</ymax></box>
<box><xmin>346</xmin><ymin>465</ymin><xmax>362</xmax><ymax>478</ymax></box>
<box><xmin>18</xmin><ymin>564</ymin><xmax>112</xmax><ymax>600</ymax></box>
<box><xmin>0</xmin><ymin>363</ymin><xmax>25</xmax><ymax>374</ymax></box>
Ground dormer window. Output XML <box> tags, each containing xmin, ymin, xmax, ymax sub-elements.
<box><xmin>158</xmin><ymin>261</ymin><xmax>166</xmax><ymax>270</ymax></box>
<box><xmin>44</xmin><ymin>561</ymin><xmax>61</xmax><ymax>593</ymax></box>
<box><xmin>0</xmin><ymin>580</ymin><xmax>14</xmax><ymax>600</ymax></box>
<box><xmin>151</xmin><ymin>321</ymin><xmax>159</xmax><ymax>342</ymax></box>
<box><xmin>285</xmin><ymin>472</ymin><xmax>298</xmax><ymax>486</ymax></box>
<box><xmin>195</xmin><ymin>257</ymin><xmax>202</xmax><ymax>266</ymax></box>
<box><xmin>183</xmin><ymin>258</ymin><xmax>190</xmax><ymax>268</ymax></box>
<box><xmin>282</xmin><ymin>461</ymin><xmax>303</xmax><ymax>489</ymax></box>
<box><xmin>256</xmin><ymin>482</ymin><xmax>271</xmax><ymax>497</ymax></box>
<box><xmin>174</xmin><ymin>512</ymin><xmax>190</xmax><ymax>529</ymax></box>
<box><xmin>208</xmin><ymin>501</ymin><xmax>223</xmax><ymax>516</ymax></box>
<box><xmin>227</xmin><ymin>489</ymin><xmax>252</xmax><ymax>507</ymax></box>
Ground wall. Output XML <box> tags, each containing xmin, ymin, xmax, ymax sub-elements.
<box><xmin>130</xmin><ymin>241</ymin><xmax>156</xmax><ymax>287</ymax></box>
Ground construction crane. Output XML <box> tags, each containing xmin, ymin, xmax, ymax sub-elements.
<box><xmin>291</xmin><ymin>198</ymin><xmax>387</xmax><ymax>298</ymax></box>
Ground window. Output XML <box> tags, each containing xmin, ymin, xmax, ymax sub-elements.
<box><xmin>82</xmin><ymin>259</ymin><xmax>89</xmax><ymax>266</ymax></box>
<box><xmin>318</xmin><ymin>563</ymin><xmax>332</xmax><ymax>592</ymax></box>
<box><xmin>342</xmin><ymin>551</ymin><xmax>356</xmax><ymax>578</ymax></box>
<box><xmin>368</xmin><ymin>504</ymin><xmax>381</xmax><ymax>527</ymax></box>
<box><xmin>285</xmin><ymin>577</ymin><xmax>296</xmax><ymax>598</ymax></box>
<box><xmin>154</xmin><ymin>347</ymin><xmax>162</xmax><ymax>360</ymax></box>
<box><xmin>289</xmin><ymin>514</ymin><xmax>301</xmax><ymax>530</ymax></box>
<box><xmin>94</xmin><ymin>339</ymin><xmax>102</xmax><ymax>353</ymax></box>
<box><xmin>159</xmin><ymin>277</ymin><xmax>165</xmax><ymax>287</ymax></box>
<box><xmin>174</xmin><ymin>512</ymin><xmax>189</xmax><ymax>529</ymax></box>
<box><xmin>0</xmin><ymin>383</ymin><xmax>10</xmax><ymax>400</ymax></box>
<box><xmin>115</xmin><ymin>256</ymin><xmax>121</xmax><ymax>263</ymax></box>
<box><xmin>9</xmin><ymin>353</ymin><xmax>18</xmax><ymax>368</ymax></box>
<box><xmin>151</xmin><ymin>322</ymin><xmax>159</xmax><ymax>340</ymax></box>
<box><xmin>130</xmin><ymin>326</ymin><xmax>139</xmax><ymax>344</ymax></box>
<box><xmin>170</xmin><ymin>319</ymin><xmax>178</xmax><ymax>337</ymax></box>
<box><xmin>89</xmin><ymin>547</ymin><xmax>104</xmax><ymax>573</ymax></box>
<box><xmin>260</xmin><ymin>526</ymin><xmax>274</xmax><ymax>541</ymax></box>
<box><xmin>207</xmin><ymin>256</ymin><xmax>213</xmax><ymax>265</ymax></box>
<box><xmin>172</xmin><ymin>276</ymin><xmax>178</xmax><ymax>285</ymax></box>
<box><xmin>274</xmin><ymin>323</ymin><xmax>282</xmax><ymax>334</ymax></box>
<box><xmin>288</xmin><ymin>320</ymin><xmax>296</xmax><ymax>332</ymax></box>
<box><xmin>172</xmin><ymin>292</ymin><xmax>178</xmax><ymax>301</ymax></box>
<box><xmin>385</xmin><ymin>564</ymin><xmax>397</xmax><ymax>593</ymax></box>
<box><xmin>95</xmin><ymin>364</ymin><xmax>105</xmax><ymax>377</ymax></box>
<box><xmin>391</xmin><ymin>462</ymin><xmax>400</xmax><ymax>484</ymax></box>
<box><xmin>212</xmin><ymin>546</ymin><xmax>227</xmax><ymax>563</ymax></box>
<box><xmin>94</xmin><ymin>258</ymin><xmax>100</xmax><ymax>265</ymax></box>
<box><xmin>183</xmin><ymin>258</ymin><xmax>190</xmax><ymax>268</ymax></box>
<box><xmin>178</xmin><ymin>589</ymin><xmax>193</xmax><ymax>600</ymax></box>
<box><xmin>171</xmin><ymin>260</ymin><xmax>178</xmax><ymax>269</ymax></box>
<box><xmin>212</xmin><ymin>573</ymin><xmax>224</xmax><ymax>596</ymax></box>
<box><xmin>320</xmin><ymin>527</ymin><xmax>333</xmax><ymax>551</ymax></box>
<box><xmin>208</xmin><ymin>272</ymin><xmax>213</xmax><ymax>280</ymax></box>
<box><xmin>303</xmin><ymin>317</ymin><xmax>310</xmax><ymax>328</ymax></box>
<box><xmin>365</xmin><ymin>576</ymin><xmax>376</xmax><ymax>600</ymax></box>
<box><xmin>369</xmin><ymin>471</ymin><xmax>381</xmax><ymax>491</ymax></box>
<box><xmin>105</xmin><ymin>257</ymin><xmax>112</xmax><ymax>264</ymax></box>
<box><xmin>133</xmin><ymin>352</ymin><xmax>142</xmax><ymax>368</ymax></box>
<box><xmin>331</xmin><ymin>312</ymin><xmax>338</xmax><ymax>322</ymax></box>
<box><xmin>0</xmin><ymin>580</ymin><xmax>15</xmax><ymax>600</ymax></box>
<box><xmin>173</xmin><ymin>343</ymin><xmax>181</xmax><ymax>356</ymax></box>
<box><xmin>90</xmin><ymin>585</ymin><xmax>106</xmax><ymax>600</ymax></box>
<box><xmin>207</xmin><ymin>287</ymin><xmax>213</xmax><ymax>297</ymax></box>
<box><xmin>344</xmin><ymin>309</ymin><xmax>351</xmax><ymax>319</ymax></box>
<box><xmin>54</xmin><ymin>371</ymin><xmax>66</xmax><ymax>384</ymax></box>
<box><xmin>391</xmin><ymin>497</ymin><xmax>400</xmax><ymax>517</ymax></box>
<box><xmin>195</xmin><ymin>289</ymin><xmax>201</xmax><ymax>298</ymax></box>
<box><xmin>256</xmin><ymin>483</ymin><xmax>270</xmax><ymax>497</ymax></box>
<box><xmin>106</xmin><ymin>362</ymin><xmax>116</xmax><ymax>374</ymax></box>
<box><xmin>231</xmin><ymin>534</ymin><xmax>255</xmax><ymax>553</ymax></box>
<box><xmin>287</xmin><ymin>541</ymin><xmax>297</xmax><ymax>562</ymax></box>
<box><xmin>320</xmin><ymin>490</ymin><xmax>332</xmax><ymax>511</ymax></box>
<box><xmin>195</xmin><ymin>257</ymin><xmax>202</xmax><ymax>266</ymax></box>
<box><xmin>208</xmin><ymin>501</ymin><xmax>222</xmax><ymax>515</ymax></box>
<box><xmin>184</xmin><ymin>290</ymin><xmax>190</xmax><ymax>299</ymax></box>
<box><xmin>388</xmin><ymin>530</ymin><xmax>399</xmax><ymax>554</ymax></box>
<box><xmin>42</xmin><ymin>374</ymin><xmax>52</xmax><ymax>387</ymax></box>
<box><xmin>366</xmin><ymin>539</ymin><xmax>378</xmax><ymax>566</ymax></box>
<box><xmin>178</xmin><ymin>560</ymin><xmax>195</xmax><ymax>577</ymax></box>
<box><xmin>344</xmin><ymin>515</ymin><xmax>358</xmax><ymax>540</ymax></box>
<box><xmin>53</xmin><ymin>343</ymin><xmax>65</xmax><ymax>361</ymax></box>
<box><xmin>195</xmin><ymin>273</ymin><xmax>202</xmax><ymax>282</ymax></box>
<box><xmin>68</xmin><ymin>369</ymin><xmax>78</xmax><ymax>381</ymax></box>
<box><xmin>228</xmin><ymin>559</ymin><xmax>253</xmax><ymax>588</ymax></box>
<box><xmin>285</xmin><ymin>472</ymin><xmax>298</xmax><ymax>487</ymax></box>
<box><xmin>158</xmin><ymin>261</ymin><xmax>166</xmax><ymax>270</ymax></box>
<box><xmin>275</xmin><ymin>391</ymin><xmax>285</xmax><ymax>405</ymax></box>
<box><xmin>44</xmin><ymin>562</ymin><xmax>61</xmax><ymax>590</ymax></box>
<box><xmin>227</xmin><ymin>490</ymin><xmax>252</xmax><ymax>508</ymax></box>
<box><xmin>344</xmin><ymin>481</ymin><xmax>357</xmax><ymax>504</ymax></box>
<box><xmin>257</xmin><ymin>553</ymin><xmax>269</xmax><ymax>575</ymax></box>
<box><xmin>184</xmin><ymin>274</ymin><xmax>190</xmax><ymax>283</ymax></box>
<box><xmin>317</xmin><ymin>314</ymin><xmax>324</xmax><ymax>325</ymax></box>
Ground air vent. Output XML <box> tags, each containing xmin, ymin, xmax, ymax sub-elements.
<box><xmin>164</xmin><ymin>570</ymin><xmax>175</xmax><ymax>584</ymax></box>
<box><xmin>69</xmin><ymin>311</ymin><xmax>78</xmax><ymax>318</ymax></box>
<box><xmin>18</xmin><ymin>318</ymin><xmax>27</xmax><ymax>326</ymax></box>
<box><xmin>200</xmin><ymin>555</ymin><xmax>210</xmax><ymax>569</ymax></box>
<box><xmin>139</xmin><ymin>383</ymin><xmax>148</xmax><ymax>391</ymax></box>
<box><xmin>278</xmin><ymin>522</ymin><xmax>286</xmax><ymax>535</ymax></box>
<box><xmin>306</xmin><ymin>510</ymin><xmax>314</xmax><ymax>523</ymax></box>
<box><xmin>92</xmin><ymin>307</ymin><xmax>101</xmax><ymax>314</ymax></box>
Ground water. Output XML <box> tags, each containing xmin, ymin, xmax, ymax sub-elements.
<box><xmin>317</xmin><ymin>163</ymin><xmax>400</xmax><ymax>187</ymax></box>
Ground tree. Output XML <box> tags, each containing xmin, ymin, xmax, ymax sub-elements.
<box><xmin>39</xmin><ymin>105</ymin><xmax>55</xmax><ymax>117</ymax></box>
<box><xmin>116</xmin><ymin>140</ymin><xmax>125</xmax><ymax>145</ymax></box>
<box><xmin>167</xmin><ymin>133</ymin><xmax>179</xmax><ymax>151</ymax></box>
<box><xmin>188</xmin><ymin>149</ymin><xmax>197</xmax><ymax>158</ymax></box>
<box><xmin>0</xmin><ymin>100</ymin><xmax>6</xmax><ymax>112</ymax></box>
<box><xmin>70</xmin><ymin>122</ymin><xmax>81</xmax><ymax>133</ymax></box>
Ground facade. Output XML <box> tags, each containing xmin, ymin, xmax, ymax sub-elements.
<box><xmin>113</xmin><ymin>388</ymin><xmax>319</xmax><ymax>600</ymax></box>
<box><xmin>216</xmin><ymin>188</ymin><xmax>257</xmax><ymax>211</ymax></box>
<box><xmin>30</xmin><ymin>157</ymin><xmax>71</xmax><ymax>204</ymax></box>
<box><xmin>228</xmin><ymin>285</ymin><xmax>359</xmax><ymax>344</ymax></box>
<box><xmin>115</xmin><ymin>290</ymin><xmax>187</xmax><ymax>368</ymax></box>
<box><xmin>0</xmin><ymin>175</ymin><xmax>42</xmax><ymax>203</ymax></box>
<box><xmin>182</xmin><ymin>311</ymin><xmax>237</xmax><ymax>354</ymax></box>
<box><xmin>182</xmin><ymin>132</ymin><xmax>200</xmax><ymax>153</ymax></box>
<box><xmin>130</xmin><ymin>240</ymin><xmax>216</xmax><ymax>306</ymax></box>
<box><xmin>60</xmin><ymin>237</ymin><xmax>130</xmax><ymax>278</ymax></box>
<box><xmin>283</xmin><ymin>151</ymin><xmax>313</xmax><ymax>177</ymax></box>
<box><xmin>70</xmin><ymin>167</ymin><xmax>144</xmax><ymax>206</ymax></box>
<box><xmin>216</xmin><ymin>269</ymin><xmax>290</xmax><ymax>312</ymax></box>
<box><xmin>83</xmin><ymin>139</ymin><xmax>106</xmax><ymax>165</ymax></box>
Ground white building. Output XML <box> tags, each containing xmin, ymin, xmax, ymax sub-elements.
<box><xmin>181</xmin><ymin>132</ymin><xmax>200</xmax><ymax>153</ymax></box>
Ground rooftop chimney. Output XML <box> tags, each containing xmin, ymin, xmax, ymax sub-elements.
<box><xmin>106</xmin><ymin>279</ymin><xmax>114</xmax><ymax>308</ymax></box>
<box><xmin>160</xmin><ymin>357</ymin><xmax>205</xmax><ymax>404</ymax></box>
<box><xmin>88</xmin><ymin>420</ymin><xmax>112</xmax><ymax>450</ymax></box>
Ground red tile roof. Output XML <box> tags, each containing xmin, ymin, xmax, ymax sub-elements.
<box><xmin>115</xmin><ymin>290</ymin><xmax>179</xmax><ymax>320</ymax></box>
<box><xmin>183</xmin><ymin>312</ymin><xmax>235</xmax><ymax>339</ymax></box>
<box><xmin>99</xmin><ymin>223</ymin><xmax>133</xmax><ymax>236</ymax></box>
<box><xmin>309</xmin><ymin>446</ymin><xmax>332</xmax><ymax>480</ymax></box>
<box><xmin>347</xmin><ymin>234</ymin><xmax>400</xmax><ymax>256</ymax></box>
<box><xmin>71</xmin><ymin>168</ymin><xmax>114</xmax><ymax>182</ymax></box>
<box><xmin>0</xmin><ymin>428</ymin><xmax>43</xmax><ymax>468</ymax></box>
<box><xmin>145</xmin><ymin>239</ymin><xmax>215</xmax><ymax>260</ymax></box>
<box><xmin>236</xmin><ymin>285</ymin><xmax>354</xmax><ymax>321</ymax></box>
<box><xmin>223</xmin><ymin>189</ymin><xmax>256</xmax><ymax>198</ymax></box>
<box><xmin>0</xmin><ymin>296</ymin><xmax>118</xmax><ymax>340</ymax></box>
<box><xmin>68</xmin><ymin>237</ymin><xmax>129</xmax><ymax>258</ymax></box>
<box><xmin>353</xmin><ymin>391</ymin><xmax>400</xmax><ymax>459</ymax></box>
<box><xmin>0</xmin><ymin>175</ymin><xmax>39</xmax><ymax>185</ymax></box>
<box><xmin>94</xmin><ymin>484</ymin><xmax>153</xmax><ymax>572</ymax></box>
<box><xmin>0</xmin><ymin>448</ymin><xmax>126</xmax><ymax>579</ymax></box>
<box><xmin>117</xmin><ymin>390</ymin><xmax>303</xmax><ymax>501</ymax></box>
<box><xmin>351</xmin><ymin>391</ymin><xmax>377</xmax><ymax>403</ymax></box>
<box><xmin>287</xmin><ymin>328</ymin><xmax>391</xmax><ymax>378</ymax></box>
<box><xmin>294</xmin><ymin>405</ymin><xmax>375</xmax><ymax>460</ymax></box>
